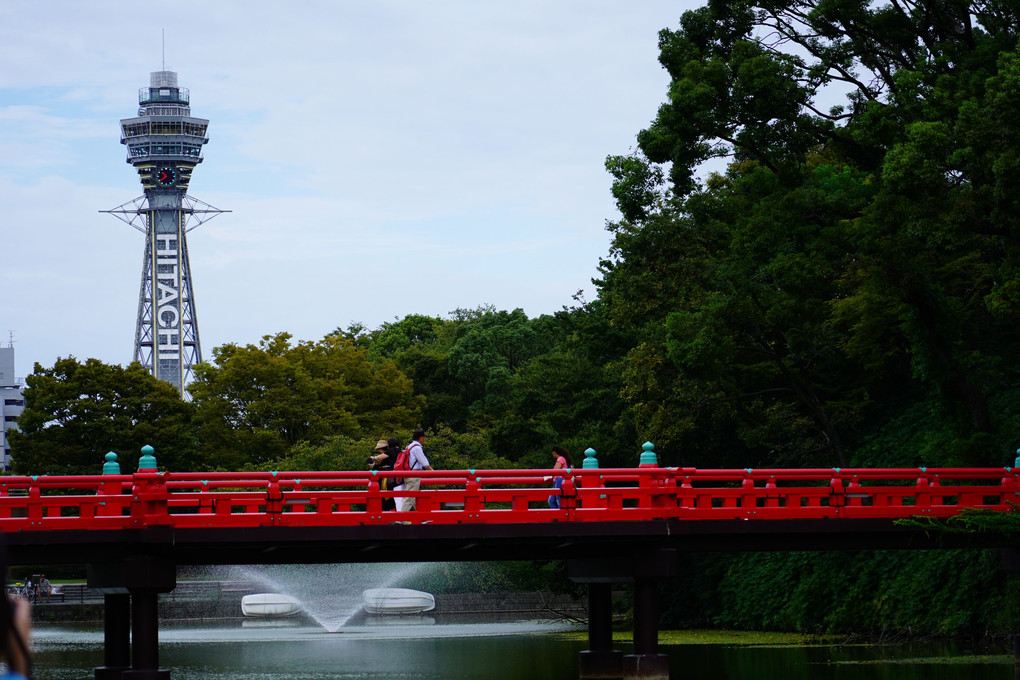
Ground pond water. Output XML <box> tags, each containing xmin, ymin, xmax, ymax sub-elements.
<box><xmin>30</xmin><ymin>620</ymin><xmax>1014</xmax><ymax>680</ymax></box>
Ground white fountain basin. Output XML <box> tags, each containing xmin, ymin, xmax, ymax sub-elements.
<box><xmin>241</xmin><ymin>593</ymin><xmax>302</xmax><ymax>618</ymax></box>
<box><xmin>363</xmin><ymin>588</ymin><xmax>435</xmax><ymax>614</ymax></box>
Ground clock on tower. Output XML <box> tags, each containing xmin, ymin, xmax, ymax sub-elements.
<box><xmin>154</xmin><ymin>165</ymin><xmax>178</xmax><ymax>187</ymax></box>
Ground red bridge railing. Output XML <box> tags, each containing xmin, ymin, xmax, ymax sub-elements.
<box><xmin>0</xmin><ymin>466</ymin><xmax>1016</xmax><ymax>530</ymax></box>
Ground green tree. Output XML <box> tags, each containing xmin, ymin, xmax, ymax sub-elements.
<box><xmin>358</xmin><ymin>306</ymin><xmax>633</xmax><ymax>466</ymax></box>
<box><xmin>367</xmin><ymin>314</ymin><xmax>445</xmax><ymax>359</ymax></box>
<box><xmin>362</xmin><ymin>314</ymin><xmax>468</xmax><ymax>430</ymax></box>
<box><xmin>445</xmin><ymin>307</ymin><xmax>549</xmax><ymax>425</ymax></box>
<box><xmin>600</xmin><ymin>158</ymin><xmax>877</xmax><ymax>466</ymax></box>
<box><xmin>9</xmin><ymin>358</ymin><xmax>197</xmax><ymax>475</ymax></box>
<box><xmin>188</xmin><ymin>332</ymin><xmax>423</xmax><ymax>470</ymax></box>
<box><xmin>599</xmin><ymin>0</ymin><xmax>1020</xmax><ymax>466</ymax></box>
<box><xmin>499</xmin><ymin>302</ymin><xmax>636</xmax><ymax>467</ymax></box>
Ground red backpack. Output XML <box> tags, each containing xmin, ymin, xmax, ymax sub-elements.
<box><xmin>392</xmin><ymin>446</ymin><xmax>413</xmax><ymax>485</ymax></box>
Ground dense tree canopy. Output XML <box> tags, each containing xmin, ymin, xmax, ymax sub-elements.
<box><xmin>9</xmin><ymin>358</ymin><xmax>196</xmax><ymax>475</ymax></box>
<box><xmin>601</xmin><ymin>0</ymin><xmax>1020</xmax><ymax>468</ymax></box>
<box><xmin>188</xmin><ymin>332</ymin><xmax>424</xmax><ymax>470</ymax></box>
<box><xmin>355</xmin><ymin>305</ymin><xmax>636</xmax><ymax>467</ymax></box>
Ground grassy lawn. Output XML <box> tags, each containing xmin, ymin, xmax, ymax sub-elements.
<box><xmin>555</xmin><ymin>629</ymin><xmax>835</xmax><ymax>645</ymax></box>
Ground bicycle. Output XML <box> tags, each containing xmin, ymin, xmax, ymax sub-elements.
<box><xmin>7</xmin><ymin>584</ymin><xmax>34</xmax><ymax>602</ymax></box>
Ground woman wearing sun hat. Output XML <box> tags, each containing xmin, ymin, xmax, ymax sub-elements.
<box><xmin>368</xmin><ymin>439</ymin><xmax>397</xmax><ymax>510</ymax></box>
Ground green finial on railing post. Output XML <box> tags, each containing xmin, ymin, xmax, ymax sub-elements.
<box><xmin>639</xmin><ymin>441</ymin><xmax>658</xmax><ymax>466</ymax></box>
<box><xmin>103</xmin><ymin>452</ymin><xmax>121</xmax><ymax>475</ymax></box>
<box><xmin>1014</xmin><ymin>448</ymin><xmax>1020</xmax><ymax>469</ymax></box>
<box><xmin>137</xmin><ymin>445</ymin><xmax>157</xmax><ymax>472</ymax></box>
<box><xmin>582</xmin><ymin>447</ymin><xmax>599</xmax><ymax>469</ymax></box>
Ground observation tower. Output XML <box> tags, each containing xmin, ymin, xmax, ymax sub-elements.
<box><xmin>103</xmin><ymin>70</ymin><xmax>227</xmax><ymax>396</ymax></box>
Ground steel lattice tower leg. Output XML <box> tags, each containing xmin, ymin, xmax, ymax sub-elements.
<box><xmin>133</xmin><ymin>208</ymin><xmax>202</xmax><ymax>393</ymax></box>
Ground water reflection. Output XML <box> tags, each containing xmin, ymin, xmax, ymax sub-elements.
<box><xmin>34</xmin><ymin>620</ymin><xmax>584</xmax><ymax>680</ymax></box>
<box><xmin>30</xmin><ymin>621</ymin><xmax>1013</xmax><ymax>680</ymax></box>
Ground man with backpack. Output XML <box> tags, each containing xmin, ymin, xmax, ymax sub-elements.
<box><xmin>399</xmin><ymin>429</ymin><xmax>432</xmax><ymax>512</ymax></box>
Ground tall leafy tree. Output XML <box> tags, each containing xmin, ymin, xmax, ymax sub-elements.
<box><xmin>361</xmin><ymin>314</ymin><xmax>469</xmax><ymax>430</ymax></box>
<box><xmin>498</xmin><ymin>301</ymin><xmax>636</xmax><ymax>467</ymax></box>
<box><xmin>188</xmin><ymin>332</ymin><xmax>423</xmax><ymax>470</ymax></box>
<box><xmin>9</xmin><ymin>358</ymin><xmax>197</xmax><ymax>475</ymax></box>
<box><xmin>446</xmin><ymin>307</ymin><xmax>548</xmax><ymax>426</ymax></box>
<box><xmin>601</xmin><ymin>159</ymin><xmax>874</xmax><ymax>466</ymax></box>
<box><xmin>600</xmin><ymin>0</ymin><xmax>1020</xmax><ymax>466</ymax></box>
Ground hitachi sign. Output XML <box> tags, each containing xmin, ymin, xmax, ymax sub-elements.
<box><xmin>155</xmin><ymin>235</ymin><xmax>181</xmax><ymax>360</ymax></box>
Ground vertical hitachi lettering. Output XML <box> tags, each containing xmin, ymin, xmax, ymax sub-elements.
<box><xmin>103</xmin><ymin>70</ymin><xmax>228</xmax><ymax>397</ymax></box>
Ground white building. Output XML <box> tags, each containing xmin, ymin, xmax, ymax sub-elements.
<box><xmin>0</xmin><ymin>345</ymin><xmax>25</xmax><ymax>471</ymax></box>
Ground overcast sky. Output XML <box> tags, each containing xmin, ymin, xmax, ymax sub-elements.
<box><xmin>0</xmin><ymin>1</ymin><xmax>701</xmax><ymax>380</ymax></box>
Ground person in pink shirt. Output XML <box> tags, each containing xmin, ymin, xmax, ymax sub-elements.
<box><xmin>548</xmin><ymin>446</ymin><xmax>572</xmax><ymax>509</ymax></box>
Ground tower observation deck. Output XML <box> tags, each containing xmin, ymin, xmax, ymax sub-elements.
<box><xmin>103</xmin><ymin>71</ymin><xmax>227</xmax><ymax>396</ymax></box>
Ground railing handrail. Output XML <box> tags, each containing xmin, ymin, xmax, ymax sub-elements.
<box><xmin>0</xmin><ymin>466</ymin><xmax>1013</xmax><ymax>530</ymax></box>
<box><xmin>2</xmin><ymin>465</ymin><xmax>1015</xmax><ymax>484</ymax></box>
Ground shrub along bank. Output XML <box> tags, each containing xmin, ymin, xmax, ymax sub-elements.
<box><xmin>656</xmin><ymin>550</ymin><xmax>1018</xmax><ymax>637</ymax></box>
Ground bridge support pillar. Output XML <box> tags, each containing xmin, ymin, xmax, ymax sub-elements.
<box><xmin>94</xmin><ymin>593</ymin><xmax>130</xmax><ymax>680</ymax></box>
<box><xmin>89</xmin><ymin>557</ymin><xmax>176</xmax><ymax>680</ymax></box>
<box><xmin>123</xmin><ymin>589</ymin><xmax>167</xmax><ymax>680</ymax></box>
<box><xmin>569</xmin><ymin>550</ymin><xmax>675</xmax><ymax>680</ymax></box>
<box><xmin>578</xmin><ymin>583</ymin><xmax>623</xmax><ymax>679</ymax></box>
<box><xmin>622</xmin><ymin>578</ymin><xmax>669</xmax><ymax>680</ymax></box>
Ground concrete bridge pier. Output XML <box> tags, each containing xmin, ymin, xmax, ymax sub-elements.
<box><xmin>569</xmin><ymin>550</ymin><xmax>675</xmax><ymax>680</ymax></box>
<box><xmin>623</xmin><ymin>578</ymin><xmax>669</xmax><ymax>680</ymax></box>
<box><xmin>578</xmin><ymin>582</ymin><xmax>623</xmax><ymax>679</ymax></box>
<box><xmin>93</xmin><ymin>593</ymin><xmax>130</xmax><ymax>680</ymax></box>
<box><xmin>88</xmin><ymin>557</ymin><xmax>177</xmax><ymax>680</ymax></box>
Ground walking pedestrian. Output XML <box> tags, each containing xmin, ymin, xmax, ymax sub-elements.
<box><xmin>400</xmin><ymin>429</ymin><xmax>433</xmax><ymax>512</ymax></box>
<box><xmin>368</xmin><ymin>438</ymin><xmax>398</xmax><ymax>511</ymax></box>
<box><xmin>547</xmin><ymin>446</ymin><xmax>571</xmax><ymax>509</ymax></box>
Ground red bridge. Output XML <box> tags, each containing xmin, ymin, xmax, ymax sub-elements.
<box><xmin>9</xmin><ymin>464</ymin><xmax>1020</xmax><ymax>525</ymax></box>
<box><xmin>3</xmin><ymin>460</ymin><xmax>1017</xmax><ymax>563</ymax></box>
<box><xmin>5</xmin><ymin>452</ymin><xmax>1018</xmax><ymax>680</ymax></box>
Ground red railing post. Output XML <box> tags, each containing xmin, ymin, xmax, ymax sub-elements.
<box><xmin>266</xmin><ymin>477</ymin><xmax>283</xmax><ymax>522</ymax></box>
<box><xmin>764</xmin><ymin>476</ymin><xmax>780</xmax><ymax>509</ymax></box>
<box><xmin>27</xmin><ymin>477</ymin><xmax>42</xmax><ymax>525</ymax></box>
<box><xmin>130</xmin><ymin>445</ymin><xmax>170</xmax><ymax>526</ymax></box>
<box><xmin>366</xmin><ymin>476</ymin><xmax>383</xmax><ymax>516</ymax></box>
<box><xmin>929</xmin><ymin>472</ymin><xmax>942</xmax><ymax>507</ymax></box>
<box><xmin>465</xmin><ymin>476</ymin><xmax>482</xmax><ymax>516</ymax></box>
<box><xmin>0</xmin><ymin>485</ymin><xmax>10</xmax><ymax>519</ymax></box>
<box><xmin>846</xmin><ymin>476</ymin><xmax>863</xmax><ymax>508</ymax></box>
<box><xmin>198</xmin><ymin>482</ymin><xmax>214</xmax><ymax>514</ymax></box>
<box><xmin>579</xmin><ymin>447</ymin><xmax>605</xmax><ymax>509</ymax></box>
<box><xmin>561</xmin><ymin>476</ymin><xmax>578</xmax><ymax>513</ymax></box>
<box><xmin>741</xmin><ymin>472</ymin><xmax>756</xmax><ymax>512</ymax></box>
<box><xmin>638</xmin><ymin>442</ymin><xmax>659</xmax><ymax>509</ymax></box>
<box><xmin>915</xmin><ymin>468</ymin><xmax>931</xmax><ymax>510</ymax></box>
<box><xmin>829</xmin><ymin>470</ymin><xmax>845</xmax><ymax>517</ymax></box>
<box><xmin>678</xmin><ymin>469</ymin><xmax>696</xmax><ymax>509</ymax></box>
